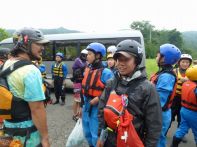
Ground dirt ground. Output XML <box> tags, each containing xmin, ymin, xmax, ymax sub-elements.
<box><xmin>47</xmin><ymin>92</ymin><xmax>195</xmax><ymax>147</ymax></box>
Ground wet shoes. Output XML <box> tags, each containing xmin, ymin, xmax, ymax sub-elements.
<box><xmin>60</xmin><ymin>102</ymin><xmax>65</xmax><ymax>106</ymax></box>
<box><xmin>53</xmin><ymin>101</ymin><xmax>59</xmax><ymax>105</ymax></box>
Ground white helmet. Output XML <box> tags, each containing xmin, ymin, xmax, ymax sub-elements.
<box><xmin>180</xmin><ymin>54</ymin><xmax>192</xmax><ymax>61</ymax></box>
<box><xmin>107</xmin><ymin>45</ymin><xmax>117</xmax><ymax>54</ymax></box>
<box><xmin>81</xmin><ymin>49</ymin><xmax>88</xmax><ymax>54</ymax></box>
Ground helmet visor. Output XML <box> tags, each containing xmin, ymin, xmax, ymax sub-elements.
<box><xmin>113</xmin><ymin>51</ymin><xmax>136</xmax><ymax>60</ymax></box>
<box><xmin>35</xmin><ymin>38</ymin><xmax>50</xmax><ymax>44</ymax></box>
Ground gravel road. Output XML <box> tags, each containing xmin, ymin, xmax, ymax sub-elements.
<box><xmin>47</xmin><ymin>92</ymin><xmax>195</xmax><ymax>147</ymax></box>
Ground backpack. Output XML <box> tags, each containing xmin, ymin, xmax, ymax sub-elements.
<box><xmin>72</xmin><ymin>67</ymin><xmax>85</xmax><ymax>82</ymax></box>
<box><xmin>0</xmin><ymin>60</ymin><xmax>32</xmax><ymax>121</ymax></box>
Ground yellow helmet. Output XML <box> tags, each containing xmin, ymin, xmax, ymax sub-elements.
<box><xmin>107</xmin><ymin>54</ymin><xmax>113</xmax><ymax>59</ymax></box>
<box><xmin>186</xmin><ymin>65</ymin><xmax>197</xmax><ymax>81</ymax></box>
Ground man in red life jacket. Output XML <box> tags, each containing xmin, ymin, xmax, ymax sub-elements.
<box><xmin>97</xmin><ymin>39</ymin><xmax>162</xmax><ymax>147</ymax></box>
<box><xmin>171</xmin><ymin>65</ymin><xmax>197</xmax><ymax>147</ymax></box>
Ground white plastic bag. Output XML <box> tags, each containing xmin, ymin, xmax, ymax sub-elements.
<box><xmin>66</xmin><ymin>118</ymin><xmax>85</xmax><ymax>147</ymax></box>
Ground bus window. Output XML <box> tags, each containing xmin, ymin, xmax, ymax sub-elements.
<box><xmin>43</xmin><ymin>44</ymin><xmax>53</xmax><ymax>61</ymax></box>
<box><xmin>0</xmin><ymin>43</ymin><xmax>14</xmax><ymax>50</ymax></box>
<box><xmin>65</xmin><ymin>44</ymin><xmax>78</xmax><ymax>61</ymax></box>
<box><xmin>55</xmin><ymin>43</ymin><xmax>66</xmax><ymax>58</ymax></box>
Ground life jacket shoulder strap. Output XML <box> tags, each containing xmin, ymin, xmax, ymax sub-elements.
<box><xmin>0</xmin><ymin>60</ymin><xmax>32</xmax><ymax>78</ymax></box>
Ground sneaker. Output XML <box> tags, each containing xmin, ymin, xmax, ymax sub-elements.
<box><xmin>60</xmin><ymin>102</ymin><xmax>65</xmax><ymax>106</ymax></box>
<box><xmin>53</xmin><ymin>101</ymin><xmax>59</xmax><ymax>105</ymax></box>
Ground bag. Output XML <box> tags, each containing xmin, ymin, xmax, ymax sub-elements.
<box><xmin>117</xmin><ymin>110</ymin><xmax>144</xmax><ymax>147</ymax></box>
<box><xmin>0</xmin><ymin>60</ymin><xmax>32</xmax><ymax>120</ymax></box>
<box><xmin>43</xmin><ymin>80</ymin><xmax>52</xmax><ymax>105</ymax></box>
<box><xmin>104</xmin><ymin>91</ymin><xmax>144</xmax><ymax>147</ymax></box>
<box><xmin>104</xmin><ymin>92</ymin><xmax>126</xmax><ymax>129</ymax></box>
<box><xmin>65</xmin><ymin>118</ymin><xmax>85</xmax><ymax>147</ymax></box>
<box><xmin>0</xmin><ymin>136</ymin><xmax>23</xmax><ymax>147</ymax></box>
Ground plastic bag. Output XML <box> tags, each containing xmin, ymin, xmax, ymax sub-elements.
<box><xmin>66</xmin><ymin>118</ymin><xmax>85</xmax><ymax>147</ymax></box>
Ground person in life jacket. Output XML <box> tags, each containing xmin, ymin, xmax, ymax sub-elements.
<box><xmin>171</xmin><ymin>54</ymin><xmax>192</xmax><ymax>128</ymax></box>
<box><xmin>72</xmin><ymin>49</ymin><xmax>88</xmax><ymax>121</ymax></box>
<box><xmin>171</xmin><ymin>65</ymin><xmax>197</xmax><ymax>147</ymax></box>
<box><xmin>102</xmin><ymin>45</ymin><xmax>117</xmax><ymax>68</ymax></box>
<box><xmin>107</xmin><ymin>53</ymin><xmax>117</xmax><ymax>75</ymax></box>
<box><xmin>34</xmin><ymin>58</ymin><xmax>47</xmax><ymax>78</ymax></box>
<box><xmin>33</xmin><ymin>59</ymin><xmax>52</xmax><ymax>105</ymax></box>
<box><xmin>51</xmin><ymin>52</ymin><xmax>68</xmax><ymax>105</ymax></box>
<box><xmin>0</xmin><ymin>48</ymin><xmax>11</xmax><ymax>68</ymax></box>
<box><xmin>97</xmin><ymin>39</ymin><xmax>162</xmax><ymax>147</ymax></box>
<box><xmin>150</xmin><ymin>43</ymin><xmax>181</xmax><ymax>147</ymax></box>
<box><xmin>107</xmin><ymin>45</ymin><xmax>117</xmax><ymax>55</ymax></box>
<box><xmin>0</xmin><ymin>28</ymin><xmax>50</xmax><ymax>147</ymax></box>
<box><xmin>81</xmin><ymin>42</ymin><xmax>113</xmax><ymax>147</ymax></box>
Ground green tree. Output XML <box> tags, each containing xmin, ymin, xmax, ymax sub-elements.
<box><xmin>168</xmin><ymin>29</ymin><xmax>183</xmax><ymax>49</ymax></box>
<box><xmin>130</xmin><ymin>20</ymin><xmax>154</xmax><ymax>43</ymax></box>
<box><xmin>0</xmin><ymin>28</ymin><xmax>9</xmax><ymax>41</ymax></box>
<box><xmin>130</xmin><ymin>21</ymin><xmax>156</xmax><ymax>58</ymax></box>
<box><xmin>130</xmin><ymin>21</ymin><xmax>184</xmax><ymax>58</ymax></box>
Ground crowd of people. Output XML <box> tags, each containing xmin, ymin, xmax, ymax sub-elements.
<box><xmin>0</xmin><ymin>27</ymin><xmax>197</xmax><ymax>147</ymax></box>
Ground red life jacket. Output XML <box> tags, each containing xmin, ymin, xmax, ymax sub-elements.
<box><xmin>150</xmin><ymin>71</ymin><xmax>177</xmax><ymax>111</ymax></box>
<box><xmin>104</xmin><ymin>92</ymin><xmax>144</xmax><ymax>147</ymax></box>
<box><xmin>82</xmin><ymin>67</ymin><xmax>105</xmax><ymax>98</ymax></box>
<box><xmin>181</xmin><ymin>81</ymin><xmax>197</xmax><ymax>111</ymax></box>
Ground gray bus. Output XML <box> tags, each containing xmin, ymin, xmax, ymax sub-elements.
<box><xmin>0</xmin><ymin>30</ymin><xmax>145</xmax><ymax>88</ymax></box>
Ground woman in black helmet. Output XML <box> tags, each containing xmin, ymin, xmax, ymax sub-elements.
<box><xmin>97</xmin><ymin>39</ymin><xmax>162</xmax><ymax>147</ymax></box>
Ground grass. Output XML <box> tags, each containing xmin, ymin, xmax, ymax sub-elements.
<box><xmin>145</xmin><ymin>59</ymin><xmax>158</xmax><ymax>79</ymax></box>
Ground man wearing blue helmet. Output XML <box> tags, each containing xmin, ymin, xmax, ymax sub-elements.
<box><xmin>51</xmin><ymin>52</ymin><xmax>68</xmax><ymax>105</ymax></box>
<box><xmin>150</xmin><ymin>43</ymin><xmax>181</xmax><ymax>147</ymax></box>
<box><xmin>81</xmin><ymin>42</ymin><xmax>113</xmax><ymax>147</ymax></box>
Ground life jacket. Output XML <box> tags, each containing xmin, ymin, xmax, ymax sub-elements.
<box><xmin>150</xmin><ymin>70</ymin><xmax>177</xmax><ymax>111</ymax></box>
<box><xmin>104</xmin><ymin>91</ymin><xmax>144</xmax><ymax>147</ymax></box>
<box><xmin>39</xmin><ymin>64</ymin><xmax>47</xmax><ymax>78</ymax></box>
<box><xmin>181</xmin><ymin>81</ymin><xmax>197</xmax><ymax>111</ymax></box>
<box><xmin>81</xmin><ymin>67</ymin><xmax>105</xmax><ymax>98</ymax></box>
<box><xmin>175</xmin><ymin>68</ymin><xmax>186</xmax><ymax>95</ymax></box>
<box><xmin>53</xmin><ymin>62</ymin><xmax>64</xmax><ymax>77</ymax></box>
<box><xmin>0</xmin><ymin>60</ymin><xmax>32</xmax><ymax>121</ymax></box>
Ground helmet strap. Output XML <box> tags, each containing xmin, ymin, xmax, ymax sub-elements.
<box><xmin>27</xmin><ymin>41</ymin><xmax>40</xmax><ymax>61</ymax></box>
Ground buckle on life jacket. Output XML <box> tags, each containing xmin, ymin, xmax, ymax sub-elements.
<box><xmin>4</xmin><ymin>125</ymin><xmax>37</xmax><ymax>137</ymax></box>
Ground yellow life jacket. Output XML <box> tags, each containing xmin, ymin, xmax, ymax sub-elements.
<box><xmin>0</xmin><ymin>60</ymin><xmax>32</xmax><ymax>121</ymax></box>
<box><xmin>175</xmin><ymin>68</ymin><xmax>186</xmax><ymax>95</ymax></box>
<box><xmin>53</xmin><ymin>62</ymin><xmax>64</xmax><ymax>77</ymax></box>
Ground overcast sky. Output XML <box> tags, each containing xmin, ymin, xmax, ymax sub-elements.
<box><xmin>0</xmin><ymin>0</ymin><xmax>196</xmax><ymax>33</ymax></box>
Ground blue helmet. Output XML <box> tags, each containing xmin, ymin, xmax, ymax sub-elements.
<box><xmin>160</xmin><ymin>43</ymin><xmax>181</xmax><ymax>65</ymax></box>
<box><xmin>86</xmin><ymin>42</ymin><xmax>106</xmax><ymax>57</ymax></box>
<box><xmin>56</xmin><ymin>52</ymin><xmax>64</xmax><ymax>58</ymax></box>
